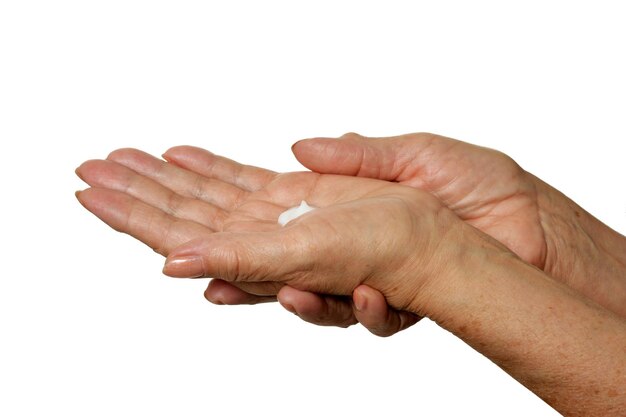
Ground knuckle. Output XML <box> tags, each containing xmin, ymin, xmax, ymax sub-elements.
<box><xmin>191</xmin><ymin>175</ymin><xmax>207</xmax><ymax>200</ymax></box>
<box><xmin>164</xmin><ymin>191</ymin><xmax>185</xmax><ymax>216</ymax></box>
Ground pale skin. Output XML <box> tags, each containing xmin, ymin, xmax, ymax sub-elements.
<box><xmin>76</xmin><ymin>133</ymin><xmax>626</xmax><ymax>416</ymax></box>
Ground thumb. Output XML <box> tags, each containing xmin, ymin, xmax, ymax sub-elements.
<box><xmin>163</xmin><ymin>229</ymin><xmax>315</xmax><ymax>283</ymax></box>
<box><xmin>291</xmin><ymin>132</ymin><xmax>402</xmax><ymax>181</ymax></box>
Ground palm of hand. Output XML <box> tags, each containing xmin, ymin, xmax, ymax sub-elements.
<box><xmin>409</xmin><ymin>141</ymin><xmax>545</xmax><ymax>267</ymax></box>
<box><xmin>303</xmin><ymin>133</ymin><xmax>547</xmax><ymax>267</ymax></box>
<box><xmin>76</xmin><ymin>146</ymin><xmax>431</xmax><ymax>301</ymax></box>
<box><xmin>76</xmin><ymin>136</ymin><xmax>545</xmax><ymax>335</ymax></box>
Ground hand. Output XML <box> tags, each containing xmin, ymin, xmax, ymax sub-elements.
<box><xmin>294</xmin><ymin>132</ymin><xmax>546</xmax><ymax>266</ymax></box>
<box><xmin>76</xmin><ymin>147</ymin><xmax>281</xmax><ymax>304</ymax></box>
<box><xmin>159</xmin><ymin>165</ymin><xmax>477</xmax><ymax>317</ymax></box>
<box><xmin>141</xmin><ymin>134</ymin><xmax>545</xmax><ymax>335</ymax></box>
<box><xmin>75</xmin><ymin>147</ymin><xmax>427</xmax><ymax>330</ymax></box>
<box><xmin>162</xmin><ymin>133</ymin><xmax>546</xmax><ymax>334</ymax></box>
<box><xmin>286</xmin><ymin>132</ymin><xmax>626</xmax><ymax>326</ymax></box>
<box><xmin>75</xmin><ymin>144</ymin><xmax>626</xmax><ymax>417</ymax></box>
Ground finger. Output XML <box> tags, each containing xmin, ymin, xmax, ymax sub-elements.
<box><xmin>292</xmin><ymin>132</ymin><xmax>438</xmax><ymax>183</ymax></box>
<box><xmin>204</xmin><ymin>279</ymin><xmax>276</xmax><ymax>305</ymax></box>
<box><xmin>107</xmin><ymin>148</ymin><xmax>248</xmax><ymax>211</ymax></box>
<box><xmin>76</xmin><ymin>159</ymin><xmax>226</xmax><ymax>231</ymax></box>
<box><xmin>161</xmin><ymin>205</ymin><xmax>394</xmax><ymax>290</ymax></box>
<box><xmin>76</xmin><ymin>187</ymin><xmax>212</xmax><ymax>256</ymax></box>
<box><xmin>353</xmin><ymin>285</ymin><xmax>422</xmax><ymax>337</ymax></box>
<box><xmin>221</xmin><ymin>280</ymin><xmax>284</xmax><ymax>297</ymax></box>
<box><xmin>163</xmin><ymin>145</ymin><xmax>276</xmax><ymax>192</ymax></box>
<box><xmin>162</xmin><ymin>226</ymin><xmax>320</xmax><ymax>283</ymax></box>
<box><xmin>277</xmin><ymin>286</ymin><xmax>357</xmax><ymax>328</ymax></box>
<box><xmin>291</xmin><ymin>132</ymin><xmax>398</xmax><ymax>179</ymax></box>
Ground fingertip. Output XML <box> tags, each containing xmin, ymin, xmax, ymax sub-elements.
<box><xmin>74</xmin><ymin>159</ymin><xmax>99</xmax><ymax>181</ymax></box>
<box><xmin>163</xmin><ymin>256</ymin><xmax>205</xmax><ymax>278</ymax></box>
<box><xmin>204</xmin><ymin>280</ymin><xmax>277</xmax><ymax>305</ymax></box>
<box><xmin>161</xmin><ymin>148</ymin><xmax>181</xmax><ymax>166</ymax></box>
<box><xmin>74</xmin><ymin>163</ymin><xmax>84</xmax><ymax>179</ymax></box>
<box><xmin>353</xmin><ymin>285</ymin><xmax>421</xmax><ymax>337</ymax></box>
<box><xmin>161</xmin><ymin>146</ymin><xmax>182</xmax><ymax>161</ymax></box>
<box><xmin>162</xmin><ymin>146</ymin><xmax>192</xmax><ymax>167</ymax></box>
<box><xmin>278</xmin><ymin>287</ymin><xmax>357</xmax><ymax>328</ymax></box>
<box><xmin>74</xmin><ymin>187</ymin><xmax>95</xmax><ymax>208</ymax></box>
<box><xmin>291</xmin><ymin>136</ymin><xmax>366</xmax><ymax>176</ymax></box>
<box><xmin>277</xmin><ymin>285</ymin><xmax>300</xmax><ymax>313</ymax></box>
<box><xmin>204</xmin><ymin>279</ymin><xmax>231</xmax><ymax>305</ymax></box>
<box><xmin>353</xmin><ymin>285</ymin><xmax>387</xmax><ymax>314</ymax></box>
<box><xmin>105</xmin><ymin>148</ymin><xmax>123</xmax><ymax>161</ymax></box>
<box><xmin>204</xmin><ymin>285</ymin><xmax>225</xmax><ymax>305</ymax></box>
<box><xmin>164</xmin><ymin>145</ymin><xmax>193</xmax><ymax>154</ymax></box>
<box><xmin>279</xmin><ymin>300</ymin><xmax>297</xmax><ymax>314</ymax></box>
<box><xmin>353</xmin><ymin>287</ymin><xmax>367</xmax><ymax>312</ymax></box>
<box><xmin>290</xmin><ymin>139</ymin><xmax>303</xmax><ymax>153</ymax></box>
<box><xmin>277</xmin><ymin>286</ymin><xmax>325</xmax><ymax>317</ymax></box>
<box><xmin>106</xmin><ymin>147</ymin><xmax>139</xmax><ymax>163</ymax></box>
<box><xmin>277</xmin><ymin>285</ymin><xmax>295</xmax><ymax>302</ymax></box>
<box><xmin>291</xmin><ymin>139</ymin><xmax>326</xmax><ymax>169</ymax></box>
<box><xmin>352</xmin><ymin>285</ymin><xmax>394</xmax><ymax>336</ymax></box>
<box><xmin>290</xmin><ymin>137</ymin><xmax>320</xmax><ymax>152</ymax></box>
<box><xmin>163</xmin><ymin>145</ymin><xmax>212</xmax><ymax>161</ymax></box>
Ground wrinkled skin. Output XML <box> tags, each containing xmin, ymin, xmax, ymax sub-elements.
<box><xmin>275</xmin><ymin>132</ymin><xmax>547</xmax><ymax>334</ymax></box>
<box><xmin>76</xmin><ymin>144</ymin><xmax>476</xmax><ymax>329</ymax></box>
<box><xmin>74</xmin><ymin>133</ymin><xmax>545</xmax><ymax>335</ymax></box>
<box><xmin>77</xmin><ymin>133</ymin><xmax>623</xmax><ymax>336</ymax></box>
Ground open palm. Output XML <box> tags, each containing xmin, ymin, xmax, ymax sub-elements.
<box><xmin>76</xmin><ymin>146</ymin><xmax>427</xmax><ymax>329</ymax></box>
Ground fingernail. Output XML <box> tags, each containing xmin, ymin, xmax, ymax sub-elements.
<box><xmin>353</xmin><ymin>290</ymin><xmax>367</xmax><ymax>312</ymax></box>
<box><xmin>163</xmin><ymin>256</ymin><xmax>205</xmax><ymax>278</ymax></box>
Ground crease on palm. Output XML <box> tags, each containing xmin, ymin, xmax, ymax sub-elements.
<box><xmin>383</xmin><ymin>137</ymin><xmax>546</xmax><ymax>267</ymax></box>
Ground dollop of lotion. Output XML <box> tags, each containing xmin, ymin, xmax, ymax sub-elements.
<box><xmin>278</xmin><ymin>200</ymin><xmax>317</xmax><ymax>226</ymax></box>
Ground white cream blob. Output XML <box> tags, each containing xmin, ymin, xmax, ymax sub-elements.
<box><xmin>278</xmin><ymin>200</ymin><xmax>317</xmax><ymax>226</ymax></box>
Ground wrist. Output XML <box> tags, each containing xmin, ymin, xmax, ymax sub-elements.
<box><xmin>415</xmin><ymin>237</ymin><xmax>626</xmax><ymax>416</ymax></box>
<box><xmin>401</xmin><ymin>221</ymin><xmax>516</xmax><ymax>320</ymax></box>
<box><xmin>531</xmin><ymin>174</ymin><xmax>626</xmax><ymax>316</ymax></box>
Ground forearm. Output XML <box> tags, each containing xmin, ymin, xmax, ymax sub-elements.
<box><xmin>412</xmin><ymin>237</ymin><xmax>626</xmax><ymax>417</ymax></box>
<box><xmin>532</xmin><ymin>174</ymin><xmax>626</xmax><ymax>317</ymax></box>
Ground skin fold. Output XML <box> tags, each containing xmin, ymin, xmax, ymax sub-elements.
<box><xmin>76</xmin><ymin>133</ymin><xmax>626</xmax><ymax>416</ymax></box>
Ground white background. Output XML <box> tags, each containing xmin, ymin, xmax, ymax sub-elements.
<box><xmin>1</xmin><ymin>1</ymin><xmax>624</xmax><ymax>416</ymax></box>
